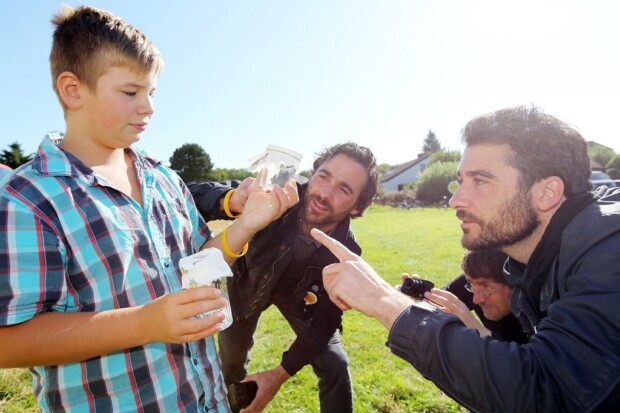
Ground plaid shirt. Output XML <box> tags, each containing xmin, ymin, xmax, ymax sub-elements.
<box><xmin>0</xmin><ymin>138</ymin><xmax>229</xmax><ymax>413</ymax></box>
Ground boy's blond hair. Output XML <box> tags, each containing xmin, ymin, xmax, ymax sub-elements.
<box><xmin>50</xmin><ymin>4</ymin><xmax>164</xmax><ymax>111</ymax></box>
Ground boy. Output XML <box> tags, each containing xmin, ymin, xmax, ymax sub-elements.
<box><xmin>0</xmin><ymin>5</ymin><xmax>296</xmax><ymax>412</ymax></box>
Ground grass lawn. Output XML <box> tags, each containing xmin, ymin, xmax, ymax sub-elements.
<box><xmin>0</xmin><ymin>205</ymin><xmax>467</xmax><ymax>412</ymax></box>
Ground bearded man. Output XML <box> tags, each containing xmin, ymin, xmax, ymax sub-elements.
<box><xmin>188</xmin><ymin>142</ymin><xmax>378</xmax><ymax>413</ymax></box>
<box><xmin>311</xmin><ymin>106</ymin><xmax>620</xmax><ymax>411</ymax></box>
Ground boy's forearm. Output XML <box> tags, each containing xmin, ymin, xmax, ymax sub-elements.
<box><xmin>203</xmin><ymin>219</ymin><xmax>255</xmax><ymax>264</ymax></box>
<box><xmin>0</xmin><ymin>307</ymin><xmax>149</xmax><ymax>368</ymax></box>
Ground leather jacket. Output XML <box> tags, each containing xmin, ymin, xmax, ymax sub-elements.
<box><xmin>188</xmin><ymin>182</ymin><xmax>361</xmax><ymax>376</ymax></box>
<box><xmin>387</xmin><ymin>191</ymin><xmax>620</xmax><ymax>412</ymax></box>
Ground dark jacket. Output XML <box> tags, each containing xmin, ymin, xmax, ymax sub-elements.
<box><xmin>387</xmin><ymin>191</ymin><xmax>620</xmax><ymax>412</ymax></box>
<box><xmin>188</xmin><ymin>182</ymin><xmax>361</xmax><ymax>376</ymax></box>
<box><xmin>445</xmin><ymin>275</ymin><xmax>527</xmax><ymax>344</ymax></box>
<box><xmin>187</xmin><ymin>180</ymin><xmax>240</xmax><ymax>222</ymax></box>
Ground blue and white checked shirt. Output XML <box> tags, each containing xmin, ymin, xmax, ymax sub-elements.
<box><xmin>0</xmin><ymin>138</ymin><xmax>229</xmax><ymax>412</ymax></box>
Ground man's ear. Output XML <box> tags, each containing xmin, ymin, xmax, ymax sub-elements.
<box><xmin>56</xmin><ymin>71</ymin><xmax>83</xmax><ymax>110</ymax></box>
<box><xmin>535</xmin><ymin>176</ymin><xmax>565</xmax><ymax>212</ymax></box>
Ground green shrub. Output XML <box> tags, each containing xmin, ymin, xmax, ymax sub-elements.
<box><xmin>415</xmin><ymin>161</ymin><xmax>458</xmax><ymax>205</ymax></box>
<box><xmin>374</xmin><ymin>187</ymin><xmax>419</xmax><ymax>208</ymax></box>
<box><xmin>606</xmin><ymin>155</ymin><xmax>620</xmax><ymax>179</ymax></box>
<box><xmin>431</xmin><ymin>149</ymin><xmax>461</xmax><ymax>164</ymax></box>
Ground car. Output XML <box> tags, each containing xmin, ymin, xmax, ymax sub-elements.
<box><xmin>590</xmin><ymin>171</ymin><xmax>617</xmax><ymax>191</ymax></box>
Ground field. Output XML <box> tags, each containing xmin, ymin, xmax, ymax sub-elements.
<box><xmin>0</xmin><ymin>205</ymin><xmax>467</xmax><ymax>412</ymax></box>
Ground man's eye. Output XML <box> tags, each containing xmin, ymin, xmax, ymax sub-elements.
<box><xmin>123</xmin><ymin>91</ymin><xmax>136</xmax><ymax>96</ymax></box>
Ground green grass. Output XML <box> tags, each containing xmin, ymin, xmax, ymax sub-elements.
<box><xmin>0</xmin><ymin>369</ymin><xmax>39</xmax><ymax>413</ymax></box>
<box><xmin>0</xmin><ymin>206</ymin><xmax>467</xmax><ymax>412</ymax></box>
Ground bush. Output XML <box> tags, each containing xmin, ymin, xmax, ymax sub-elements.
<box><xmin>431</xmin><ymin>149</ymin><xmax>461</xmax><ymax>164</ymax></box>
<box><xmin>607</xmin><ymin>168</ymin><xmax>620</xmax><ymax>180</ymax></box>
<box><xmin>606</xmin><ymin>155</ymin><xmax>620</xmax><ymax>179</ymax></box>
<box><xmin>415</xmin><ymin>161</ymin><xmax>458</xmax><ymax>205</ymax></box>
<box><xmin>374</xmin><ymin>188</ymin><xmax>419</xmax><ymax>208</ymax></box>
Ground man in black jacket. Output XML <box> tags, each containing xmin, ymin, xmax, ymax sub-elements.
<box><xmin>311</xmin><ymin>106</ymin><xmax>620</xmax><ymax>411</ymax></box>
<box><xmin>188</xmin><ymin>142</ymin><xmax>378</xmax><ymax>413</ymax></box>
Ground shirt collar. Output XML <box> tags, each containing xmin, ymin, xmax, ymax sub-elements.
<box><xmin>32</xmin><ymin>137</ymin><xmax>161</xmax><ymax>185</ymax></box>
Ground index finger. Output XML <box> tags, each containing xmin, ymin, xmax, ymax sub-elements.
<box><xmin>310</xmin><ymin>228</ymin><xmax>359</xmax><ymax>262</ymax></box>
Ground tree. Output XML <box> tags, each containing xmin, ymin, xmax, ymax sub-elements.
<box><xmin>0</xmin><ymin>142</ymin><xmax>33</xmax><ymax>169</ymax></box>
<box><xmin>377</xmin><ymin>163</ymin><xmax>394</xmax><ymax>178</ymax></box>
<box><xmin>607</xmin><ymin>155</ymin><xmax>620</xmax><ymax>179</ymax></box>
<box><xmin>588</xmin><ymin>144</ymin><xmax>614</xmax><ymax>169</ymax></box>
<box><xmin>209</xmin><ymin>168</ymin><xmax>255</xmax><ymax>182</ymax></box>
<box><xmin>422</xmin><ymin>129</ymin><xmax>442</xmax><ymax>155</ymax></box>
<box><xmin>169</xmin><ymin>143</ymin><xmax>214</xmax><ymax>182</ymax></box>
<box><xmin>430</xmin><ymin>149</ymin><xmax>461</xmax><ymax>164</ymax></box>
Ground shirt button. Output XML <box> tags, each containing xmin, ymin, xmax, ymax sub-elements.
<box><xmin>193</xmin><ymin>358</ymin><xmax>199</xmax><ymax>366</ymax></box>
<box><xmin>164</xmin><ymin>262</ymin><xmax>170</xmax><ymax>268</ymax></box>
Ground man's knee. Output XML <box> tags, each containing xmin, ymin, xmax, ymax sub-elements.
<box><xmin>218</xmin><ymin>324</ymin><xmax>255</xmax><ymax>384</ymax></box>
<box><xmin>313</xmin><ymin>346</ymin><xmax>350</xmax><ymax>376</ymax></box>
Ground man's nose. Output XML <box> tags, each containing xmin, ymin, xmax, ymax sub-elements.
<box><xmin>449</xmin><ymin>184</ymin><xmax>466</xmax><ymax>209</ymax></box>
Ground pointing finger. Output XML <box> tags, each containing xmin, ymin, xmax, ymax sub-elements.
<box><xmin>311</xmin><ymin>228</ymin><xmax>359</xmax><ymax>263</ymax></box>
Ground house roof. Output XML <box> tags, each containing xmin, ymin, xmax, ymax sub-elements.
<box><xmin>380</xmin><ymin>153</ymin><xmax>430</xmax><ymax>183</ymax></box>
<box><xmin>590</xmin><ymin>158</ymin><xmax>604</xmax><ymax>170</ymax></box>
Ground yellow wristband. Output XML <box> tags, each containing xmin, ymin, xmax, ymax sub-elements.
<box><xmin>221</xmin><ymin>225</ymin><xmax>249</xmax><ymax>258</ymax></box>
<box><xmin>223</xmin><ymin>189</ymin><xmax>241</xmax><ymax>219</ymax></box>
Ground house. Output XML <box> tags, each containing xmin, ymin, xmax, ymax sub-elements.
<box><xmin>380</xmin><ymin>150</ymin><xmax>607</xmax><ymax>192</ymax></box>
<box><xmin>380</xmin><ymin>153</ymin><xmax>431</xmax><ymax>191</ymax></box>
<box><xmin>590</xmin><ymin>158</ymin><xmax>604</xmax><ymax>171</ymax></box>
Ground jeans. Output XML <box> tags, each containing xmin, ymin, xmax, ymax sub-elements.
<box><xmin>218</xmin><ymin>300</ymin><xmax>353</xmax><ymax>413</ymax></box>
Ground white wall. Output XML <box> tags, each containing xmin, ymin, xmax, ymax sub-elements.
<box><xmin>380</xmin><ymin>160</ymin><xmax>429</xmax><ymax>191</ymax></box>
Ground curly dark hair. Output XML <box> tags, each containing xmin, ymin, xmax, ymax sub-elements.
<box><xmin>311</xmin><ymin>142</ymin><xmax>378</xmax><ymax>218</ymax></box>
<box><xmin>461</xmin><ymin>249</ymin><xmax>509</xmax><ymax>285</ymax></box>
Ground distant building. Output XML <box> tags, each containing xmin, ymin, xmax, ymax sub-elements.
<box><xmin>380</xmin><ymin>153</ymin><xmax>431</xmax><ymax>191</ymax></box>
<box><xmin>590</xmin><ymin>158</ymin><xmax>604</xmax><ymax>171</ymax></box>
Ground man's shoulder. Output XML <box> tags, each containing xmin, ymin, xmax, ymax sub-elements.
<box><xmin>337</xmin><ymin>219</ymin><xmax>361</xmax><ymax>255</ymax></box>
<box><xmin>567</xmin><ymin>195</ymin><xmax>620</xmax><ymax>235</ymax></box>
<box><xmin>559</xmin><ymin>195</ymin><xmax>620</xmax><ymax>271</ymax></box>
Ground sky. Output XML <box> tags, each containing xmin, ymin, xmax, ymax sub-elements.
<box><xmin>1</xmin><ymin>1</ymin><xmax>619</xmax><ymax>172</ymax></box>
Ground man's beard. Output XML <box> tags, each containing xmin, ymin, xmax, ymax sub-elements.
<box><xmin>302</xmin><ymin>193</ymin><xmax>351</xmax><ymax>230</ymax></box>
<box><xmin>457</xmin><ymin>189</ymin><xmax>541</xmax><ymax>251</ymax></box>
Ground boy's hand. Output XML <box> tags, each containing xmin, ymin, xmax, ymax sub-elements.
<box><xmin>140</xmin><ymin>286</ymin><xmax>228</xmax><ymax>343</ymax></box>
<box><xmin>237</xmin><ymin>172</ymin><xmax>299</xmax><ymax>233</ymax></box>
